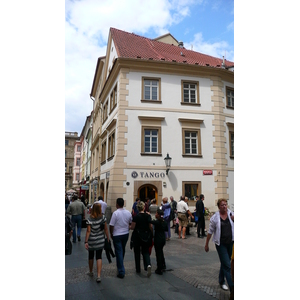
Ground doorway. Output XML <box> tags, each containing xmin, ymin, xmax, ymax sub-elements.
<box><xmin>138</xmin><ymin>184</ymin><xmax>157</xmax><ymax>202</ymax></box>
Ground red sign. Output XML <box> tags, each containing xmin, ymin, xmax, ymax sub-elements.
<box><xmin>203</xmin><ymin>170</ymin><xmax>213</xmax><ymax>175</ymax></box>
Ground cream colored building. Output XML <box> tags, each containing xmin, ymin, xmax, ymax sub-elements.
<box><xmin>90</xmin><ymin>28</ymin><xmax>234</xmax><ymax>213</ymax></box>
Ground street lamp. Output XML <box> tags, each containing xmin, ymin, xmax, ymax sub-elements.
<box><xmin>164</xmin><ymin>153</ymin><xmax>172</xmax><ymax>175</ymax></box>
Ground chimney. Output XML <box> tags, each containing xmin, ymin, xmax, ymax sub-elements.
<box><xmin>178</xmin><ymin>41</ymin><xmax>184</xmax><ymax>48</ymax></box>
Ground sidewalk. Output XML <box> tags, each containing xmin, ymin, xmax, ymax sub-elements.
<box><xmin>65</xmin><ymin>220</ymin><xmax>231</xmax><ymax>300</ymax></box>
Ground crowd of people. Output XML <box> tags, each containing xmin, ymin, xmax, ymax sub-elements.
<box><xmin>65</xmin><ymin>194</ymin><xmax>234</xmax><ymax>299</ymax></box>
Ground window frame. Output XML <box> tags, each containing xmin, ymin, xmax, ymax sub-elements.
<box><xmin>76</xmin><ymin>157</ymin><xmax>80</xmax><ymax>166</ymax></box>
<box><xmin>182</xmin><ymin>181</ymin><xmax>202</xmax><ymax>206</ymax></box>
<box><xmin>181</xmin><ymin>80</ymin><xmax>200</xmax><ymax>106</ymax></box>
<box><xmin>141</xmin><ymin>77</ymin><xmax>161</xmax><ymax>103</ymax></box>
<box><xmin>108</xmin><ymin>130</ymin><xmax>116</xmax><ymax>160</ymax></box>
<box><xmin>226</xmin><ymin>86</ymin><xmax>234</xmax><ymax>109</ymax></box>
<box><xmin>229</xmin><ymin>131</ymin><xmax>234</xmax><ymax>158</ymax></box>
<box><xmin>101</xmin><ymin>139</ymin><xmax>107</xmax><ymax>165</ymax></box>
<box><xmin>110</xmin><ymin>84</ymin><xmax>117</xmax><ymax>113</ymax></box>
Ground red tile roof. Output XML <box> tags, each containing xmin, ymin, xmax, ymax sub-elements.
<box><xmin>110</xmin><ymin>28</ymin><xmax>234</xmax><ymax>69</ymax></box>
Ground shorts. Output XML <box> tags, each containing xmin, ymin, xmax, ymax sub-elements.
<box><xmin>177</xmin><ymin>213</ymin><xmax>188</xmax><ymax>227</ymax></box>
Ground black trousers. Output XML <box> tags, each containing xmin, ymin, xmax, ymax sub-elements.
<box><xmin>133</xmin><ymin>239</ymin><xmax>151</xmax><ymax>272</ymax></box>
<box><xmin>197</xmin><ymin>215</ymin><xmax>205</xmax><ymax>236</ymax></box>
<box><xmin>154</xmin><ymin>240</ymin><xmax>166</xmax><ymax>271</ymax></box>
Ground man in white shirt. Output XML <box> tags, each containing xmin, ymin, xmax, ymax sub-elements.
<box><xmin>94</xmin><ymin>196</ymin><xmax>107</xmax><ymax>214</ymax></box>
<box><xmin>109</xmin><ymin>198</ymin><xmax>132</xmax><ymax>279</ymax></box>
<box><xmin>176</xmin><ymin>196</ymin><xmax>194</xmax><ymax>239</ymax></box>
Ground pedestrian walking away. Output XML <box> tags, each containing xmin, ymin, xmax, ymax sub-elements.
<box><xmin>67</xmin><ymin>194</ymin><xmax>86</xmax><ymax>242</ymax></box>
<box><xmin>109</xmin><ymin>198</ymin><xmax>132</xmax><ymax>279</ymax></box>
<box><xmin>130</xmin><ymin>201</ymin><xmax>153</xmax><ymax>277</ymax></box>
<box><xmin>205</xmin><ymin>198</ymin><xmax>234</xmax><ymax>300</ymax></box>
<box><xmin>93</xmin><ymin>196</ymin><xmax>108</xmax><ymax>214</ymax></box>
<box><xmin>84</xmin><ymin>203</ymin><xmax>110</xmax><ymax>282</ymax></box>
<box><xmin>196</xmin><ymin>194</ymin><xmax>206</xmax><ymax>238</ymax></box>
<box><xmin>150</xmin><ymin>208</ymin><xmax>168</xmax><ymax>275</ymax></box>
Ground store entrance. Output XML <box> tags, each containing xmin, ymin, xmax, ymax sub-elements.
<box><xmin>138</xmin><ymin>184</ymin><xmax>157</xmax><ymax>202</ymax></box>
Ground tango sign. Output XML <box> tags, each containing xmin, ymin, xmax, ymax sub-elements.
<box><xmin>131</xmin><ymin>171</ymin><xmax>165</xmax><ymax>179</ymax></box>
<box><xmin>203</xmin><ymin>170</ymin><xmax>213</xmax><ymax>175</ymax></box>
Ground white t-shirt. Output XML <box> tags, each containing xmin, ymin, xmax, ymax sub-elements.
<box><xmin>177</xmin><ymin>200</ymin><xmax>189</xmax><ymax>213</ymax></box>
<box><xmin>109</xmin><ymin>208</ymin><xmax>132</xmax><ymax>236</ymax></box>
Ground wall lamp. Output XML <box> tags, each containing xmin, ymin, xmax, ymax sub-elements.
<box><xmin>164</xmin><ymin>153</ymin><xmax>172</xmax><ymax>175</ymax></box>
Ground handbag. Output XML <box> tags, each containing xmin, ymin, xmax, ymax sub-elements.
<box><xmin>65</xmin><ymin>235</ymin><xmax>72</xmax><ymax>255</ymax></box>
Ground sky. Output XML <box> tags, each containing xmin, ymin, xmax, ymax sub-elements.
<box><xmin>65</xmin><ymin>0</ymin><xmax>234</xmax><ymax>134</ymax></box>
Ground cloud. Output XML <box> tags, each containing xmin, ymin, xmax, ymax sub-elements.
<box><xmin>185</xmin><ymin>32</ymin><xmax>234</xmax><ymax>61</ymax></box>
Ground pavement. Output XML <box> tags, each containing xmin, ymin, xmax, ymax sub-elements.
<box><xmin>65</xmin><ymin>219</ymin><xmax>232</xmax><ymax>300</ymax></box>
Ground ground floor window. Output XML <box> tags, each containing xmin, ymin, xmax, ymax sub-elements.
<box><xmin>182</xmin><ymin>181</ymin><xmax>201</xmax><ymax>203</ymax></box>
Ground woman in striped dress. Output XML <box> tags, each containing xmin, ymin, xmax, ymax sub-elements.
<box><xmin>84</xmin><ymin>203</ymin><xmax>110</xmax><ymax>282</ymax></box>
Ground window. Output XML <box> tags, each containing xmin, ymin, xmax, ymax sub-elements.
<box><xmin>76</xmin><ymin>157</ymin><xmax>80</xmax><ymax>166</ymax></box>
<box><xmin>145</xmin><ymin>129</ymin><xmax>158</xmax><ymax>153</ymax></box>
<box><xmin>108</xmin><ymin>131</ymin><xmax>115</xmax><ymax>159</ymax></box>
<box><xmin>185</xmin><ymin>131</ymin><xmax>197</xmax><ymax>154</ymax></box>
<box><xmin>139</xmin><ymin>116</ymin><xmax>164</xmax><ymax>156</ymax></box>
<box><xmin>141</xmin><ymin>77</ymin><xmax>161</xmax><ymax>102</ymax></box>
<box><xmin>102</xmin><ymin>101</ymin><xmax>108</xmax><ymax>123</ymax></box>
<box><xmin>77</xmin><ymin>145</ymin><xmax>81</xmax><ymax>152</ymax></box>
<box><xmin>69</xmin><ymin>166</ymin><xmax>72</xmax><ymax>174</ymax></box>
<box><xmin>65</xmin><ymin>163</ymin><xmax>67</xmax><ymax>172</ymax></box>
<box><xmin>226</xmin><ymin>87</ymin><xmax>234</xmax><ymax>108</ymax></box>
<box><xmin>181</xmin><ymin>81</ymin><xmax>200</xmax><ymax>105</ymax></box>
<box><xmin>65</xmin><ymin>140</ymin><xmax>69</xmax><ymax>145</ymax></box>
<box><xmin>65</xmin><ymin>150</ymin><xmax>67</xmax><ymax>157</ymax></box>
<box><xmin>179</xmin><ymin>118</ymin><xmax>203</xmax><ymax>157</ymax></box>
<box><xmin>227</xmin><ymin>122</ymin><xmax>234</xmax><ymax>159</ymax></box>
<box><xmin>76</xmin><ymin>173</ymin><xmax>79</xmax><ymax>181</ymax></box>
<box><xmin>229</xmin><ymin>131</ymin><xmax>234</xmax><ymax>158</ymax></box>
<box><xmin>182</xmin><ymin>181</ymin><xmax>201</xmax><ymax>204</ymax></box>
<box><xmin>110</xmin><ymin>84</ymin><xmax>117</xmax><ymax>112</ymax></box>
<box><xmin>101</xmin><ymin>140</ymin><xmax>107</xmax><ymax>164</ymax></box>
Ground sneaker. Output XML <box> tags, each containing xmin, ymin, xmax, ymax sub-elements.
<box><xmin>220</xmin><ymin>283</ymin><xmax>229</xmax><ymax>291</ymax></box>
<box><xmin>155</xmin><ymin>269</ymin><xmax>163</xmax><ymax>275</ymax></box>
<box><xmin>147</xmin><ymin>265</ymin><xmax>151</xmax><ymax>277</ymax></box>
<box><xmin>78</xmin><ymin>236</ymin><xmax>81</xmax><ymax>242</ymax></box>
<box><xmin>86</xmin><ymin>272</ymin><xmax>93</xmax><ymax>277</ymax></box>
<box><xmin>117</xmin><ymin>274</ymin><xmax>124</xmax><ymax>279</ymax></box>
<box><xmin>96</xmin><ymin>276</ymin><xmax>101</xmax><ymax>282</ymax></box>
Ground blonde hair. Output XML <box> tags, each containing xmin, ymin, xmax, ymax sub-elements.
<box><xmin>137</xmin><ymin>201</ymin><xmax>145</xmax><ymax>211</ymax></box>
<box><xmin>217</xmin><ymin>198</ymin><xmax>228</xmax><ymax>208</ymax></box>
<box><xmin>91</xmin><ymin>203</ymin><xmax>102</xmax><ymax>218</ymax></box>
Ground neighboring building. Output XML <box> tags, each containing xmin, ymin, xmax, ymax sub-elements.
<box><xmin>79</xmin><ymin>113</ymin><xmax>93</xmax><ymax>203</ymax></box>
<box><xmin>65</xmin><ymin>132</ymin><xmax>79</xmax><ymax>191</ymax></box>
<box><xmin>73</xmin><ymin>139</ymin><xmax>82</xmax><ymax>191</ymax></box>
<box><xmin>90</xmin><ymin>28</ymin><xmax>234</xmax><ymax>213</ymax></box>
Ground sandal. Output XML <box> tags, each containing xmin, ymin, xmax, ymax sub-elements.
<box><xmin>86</xmin><ymin>272</ymin><xmax>93</xmax><ymax>276</ymax></box>
<box><xmin>96</xmin><ymin>276</ymin><xmax>101</xmax><ymax>282</ymax></box>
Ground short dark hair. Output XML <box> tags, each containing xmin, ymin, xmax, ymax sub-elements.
<box><xmin>98</xmin><ymin>196</ymin><xmax>103</xmax><ymax>201</ymax></box>
<box><xmin>117</xmin><ymin>198</ymin><xmax>124</xmax><ymax>207</ymax></box>
<box><xmin>72</xmin><ymin>195</ymin><xmax>78</xmax><ymax>201</ymax></box>
<box><xmin>200</xmin><ymin>194</ymin><xmax>204</xmax><ymax>200</ymax></box>
<box><xmin>136</xmin><ymin>197</ymin><xmax>140</xmax><ymax>202</ymax></box>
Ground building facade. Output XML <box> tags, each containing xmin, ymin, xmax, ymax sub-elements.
<box><xmin>65</xmin><ymin>131</ymin><xmax>79</xmax><ymax>191</ymax></box>
<box><xmin>90</xmin><ymin>28</ymin><xmax>234</xmax><ymax>213</ymax></box>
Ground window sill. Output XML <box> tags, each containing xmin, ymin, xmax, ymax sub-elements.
<box><xmin>101</xmin><ymin>160</ymin><xmax>106</xmax><ymax>166</ymax></box>
<box><xmin>226</xmin><ymin>105</ymin><xmax>234</xmax><ymax>110</ymax></box>
<box><xmin>230</xmin><ymin>156</ymin><xmax>234</xmax><ymax>159</ymax></box>
<box><xmin>181</xmin><ymin>102</ymin><xmax>201</xmax><ymax>106</ymax></box>
<box><xmin>141</xmin><ymin>100</ymin><xmax>162</xmax><ymax>104</ymax></box>
<box><xmin>182</xmin><ymin>154</ymin><xmax>202</xmax><ymax>158</ymax></box>
<box><xmin>107</xmin><ymin>155</ymin><xmax>114</xmax><ymax>161</ymax></box>
<box><xmin>141</xmin><ymin>153</ymin><xmax>162</xmax><ymax>156</ymax></box>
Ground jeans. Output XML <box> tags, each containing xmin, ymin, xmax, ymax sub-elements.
<box><xmin>113</xmin><ymin>233</ymin><xmax>129</xmax><ymax>276</ymax></box>
<box><xmin>215</xmin><ymin>242</ymin><xmax>234</xmax><ymax>289</ymax></box>
<box><xmin>71</xmin><ymin>215</ymin><xmax>82</xmax><ymax>242</ymax></box>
